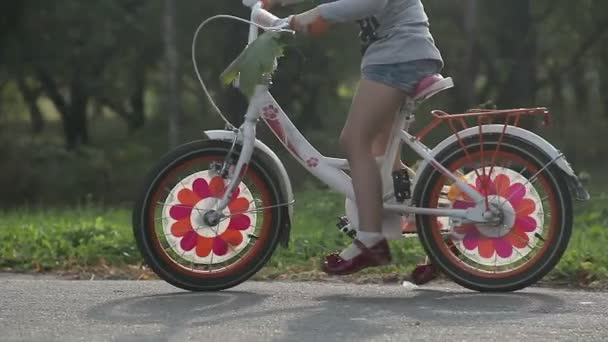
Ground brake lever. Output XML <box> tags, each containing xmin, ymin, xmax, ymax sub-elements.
<box><xmin>267</xmin><ymin>16</ymin><xmax>295</xmax><ymax>34</ymax></box>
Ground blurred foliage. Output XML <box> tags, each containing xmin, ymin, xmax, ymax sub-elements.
<box><xmin>0</xmin><ymin>0</ymin><xmax>608</xmax><ymax>204</ymax></box>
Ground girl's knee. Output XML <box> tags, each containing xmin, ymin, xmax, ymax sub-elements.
<box><xmin>340</xmin><ymin>128</ymin><xmax>372</xmax><ymax>156</ymax></box>
<box><xmin>340</xmin><ymin>128</ymin><xmax>358</xmax><ymax>150</ymax></box>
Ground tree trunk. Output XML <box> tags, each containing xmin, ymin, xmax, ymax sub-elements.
<box><xmin>218</xmin><ymin>19</ymin><xmax>249</xmax><ymax>127</ymax></box>
<box><xmin>67</xmin><ymin>75</ymin><xmax>89</xmax><ymax>149</ymax></box>
<box><xmin>163</xmin><ymin>0</ymin><xmax>182</xmax><ymax>148</ymax></box>
<box><xmin>36</xmin><ymin>67</ymin><xmax>89</xmax><ymax>150</ymax></box>
<box><xmin>17</xmin><ymin>76</ymin><xmax>44</xmax><ymax>134</ymax></box>
<box><xmin>36</xmin><ymin>68</ymin><xmax>75</xmax><ymax>148</ymax></box>
<box><xmin>496</xmin><ymin>0</ymin><xmax>537</xmax><ymax>109</ymax></box>
<box><xmin>570</xmin><ymin>64</ymin><xmax>588</xmax><ymax>120</ymax></box>
<box><xmin>129</xmin><ymin>60</ymin><xmax>146</xmax><ymax>133</ymax></box>
<box><xmin>461</xmin><ymin>0</ymin><xmax>478</xmax><ymax>109</ymax></box>
<box><xmin>601</xmin><ymin>49</ymin><xmax>608</xmax><ymax>118</ymax></box>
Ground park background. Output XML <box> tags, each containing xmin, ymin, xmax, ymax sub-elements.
<box><xmin>1</xmin><ymin>0</ymin><xmax>607</xmax><ymax>285</ymax></box>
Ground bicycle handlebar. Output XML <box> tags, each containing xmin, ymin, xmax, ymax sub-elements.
<box><xmin>243</xmin><ymin>0</ymin><xmax>306</xmax><ymax>8</ymax></box>
<box><xmin>252</xmin><ymin>5</ymin><xmax>281</xmax><ymax>28</ymax></box>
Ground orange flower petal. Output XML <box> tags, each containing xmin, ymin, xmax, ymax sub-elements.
<box><xmin>177</xmin><ymin>188</ymin><xmax>201</xmax><ymax>206</ymax></box>
<box><xmin>209</xmin><ymin>177</ymin><xmax>226</xmax><ymax>198</ymax></box>
<box><xmin>494</xmin><ymin>174</ymin><xmax>511</xmax><ymax>197</ymax></box>
<box><xmin>229</xmin><ymin>198</ymin><xmax>250</xmax><ymax>214</ymax></box>
<box><xmin>516</xmin><ymin>198</ymin><xmax>536</xmax><ymax>217</ymax></box>
<box><xmin>196</xmin><ymin>236</ymin><xmax>213</xmax><ymax>257</ymax></box>
<box><xmin>221</xmin><ymin>229</ymin><xmax>244</xmax><ymax>246</ymax></box>
<box><xmin>505</xmin><ymin>229</ymin><xmax>529</xmax><ymax>249</ymax></box>
<box><xmin>462</xmin><ymin>183</ymin><xmax>477</xmax><ymax>202</ymax></box>
<box><xmin>478</xmin><ymin>238</ymin><xmax>495</xmax><ymax>258</ymax></box>
<box><xmin>447</xmin><ymin>184</ymin><xmax>462</xmax><ymax>202</ymax></box>
<box><xmin>171</xmin><ymin>220</ymin><xmax>193</xmax><ymax>237</ymax></box>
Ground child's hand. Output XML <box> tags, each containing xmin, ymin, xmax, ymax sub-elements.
<box><xmin>261</xmin><ymin>0</ymin><xmax>276</xmax><ymax>9</ymax></box>
<box><xmin>262</xmin><ymin>0</ymin><xmax>308</xmax><ymax>9</ymax></box>
<box><xmin>290</xmin><ymin>8</ymin><xmax>329</xmax><ymax>37</ymax></box>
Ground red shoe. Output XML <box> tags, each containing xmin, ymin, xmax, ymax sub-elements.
<box><xmin>322</xmin><ymin>239</ymin><xmax>392</xmax><ymax>276</ymax></box>
<box><xmin>411</xmin><ymin>263</ymin><xmax>438</xmax><ymax>285</ymax></box>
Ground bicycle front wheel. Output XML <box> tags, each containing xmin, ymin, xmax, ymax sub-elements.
<box><xmin>414</xmin><ymin>134</ymin><xmax>573</xmax><ymax>292</ymax></box>
<box><xmin>133</xmin><ymin>140</ymin><xmax>284</xmax><ymax>291</ymax></box>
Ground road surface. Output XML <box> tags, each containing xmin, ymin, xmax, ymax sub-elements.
<box><xmin>0</xmin><ymin>275</ymin><xmax>606</xmax><ymax>341</ymax></box>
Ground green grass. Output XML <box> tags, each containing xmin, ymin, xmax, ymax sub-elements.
<box><xmin>0</xmin><ymin>189</ymin><xmax>607</xmax><ymax>286</ymax></box>
<box><xmin>0</xmin><ymin>207</ymin><xmax>139</xmax><ymax>272</ymax></box>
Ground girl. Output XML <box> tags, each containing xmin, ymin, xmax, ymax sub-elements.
<box><xmin>267</xmin><ymin>0</ymin><xmax>444</xmax><ymax>275</ymax></box>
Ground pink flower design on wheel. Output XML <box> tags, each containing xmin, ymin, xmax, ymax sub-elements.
<box><xmin>168</xmin><ymin>177</ymin><xmax>251</xmax><ymax>257</ymax></box>
<box><xmin>451</xmin><ymin>174</ymin><xmax>538</xmax><ymax>259</ymax></box>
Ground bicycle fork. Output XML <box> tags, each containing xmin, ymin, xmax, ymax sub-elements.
<box><xmin>205</xmin><ymin>86</ymin><xmax>267</xmax><ymax>224</ymax></box>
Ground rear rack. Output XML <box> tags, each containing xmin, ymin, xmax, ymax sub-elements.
<box><xmin>416</xmin><ymin>107</ymin><xmax>551</xmax><ymax>141</ymax></box>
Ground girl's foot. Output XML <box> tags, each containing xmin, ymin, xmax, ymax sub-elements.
<box><xmin>322</xmin><ymin>233</ymin><xmax>392</xmax><ymax>276</ymax></box>
<box><xmin>411</xmin><ymin>263</ymin><xmax>438</xmax><ymax>285</ymax></box>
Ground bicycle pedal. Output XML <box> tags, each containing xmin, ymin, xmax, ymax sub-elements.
<box><xmin>336</xmin><ymin>216</ymin><xmax>356</xmax><ymax>239</ymax></box>
<box><xmin>392</xmin><ymin>169</ymin><xmax>411</xmax><ymax>203</ymax></box>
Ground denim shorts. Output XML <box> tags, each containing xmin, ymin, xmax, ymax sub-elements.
<box><xmin>361</xmin><ymin>59</ymin><xmax>443</xmax><ymax>94</ymax></box>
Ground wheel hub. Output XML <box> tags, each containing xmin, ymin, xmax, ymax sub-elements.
<box><xmin>447</xmin><ymin>167</ymin><xmax>546</xmax><ymax>267</ymax></box>
<box><xmin>200</xmin><ymin>208</ymin><xmax>222</xmax><ymax>228</ymax></box>
<box><xmin>161</xmin><ymin>170</ymin><xmax>257</xmax><ymax>265</ymax></box>
<box><xmin>473</xmin><ymin>196</ymin><xmax>516</xmax><ymax>238</ymax></box>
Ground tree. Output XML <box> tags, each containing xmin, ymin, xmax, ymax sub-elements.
<box><xmin>164</xmin><ymin>0</ymin><xmax>182</xmax><ymax>148</ymax></box>
<box><xmin>16</xmin><ymin>74</ymin><xmax>44</xmax><ymax>133</ymax></box>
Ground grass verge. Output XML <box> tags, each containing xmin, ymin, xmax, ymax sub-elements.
<box><xmin>1</xmin><ymin>190</ymin><xmax>607</xmax><ymax>287</ymax></box>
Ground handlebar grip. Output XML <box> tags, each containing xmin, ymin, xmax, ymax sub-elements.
<box><xmin>243</xmin><ymin>0</ymin><xmax>304</xmax><ymax>9</ymax></box>
<box><xmin>252</xmin><ymin>7</ymin><xmax>281</xmax><ymax>27</ymax></box>
<box><xmin>242</xmin><ymin>0</ymin><xmax>259</xmax><ymax>7</ymax></box>
<box><xmin>276</xmin><ymin>0</ymin><xmax>308</xmax><ymax>6</ymax></box>
<box><xmin>260</xmin><ymin>0</ymin><xmax>307</xmax><ymax>9</ymax></box>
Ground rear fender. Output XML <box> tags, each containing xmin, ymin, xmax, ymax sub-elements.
<box><xmin>412</xmin><ymin>125</ymin><xmax>590</xmax><ymax>201</ymax></box>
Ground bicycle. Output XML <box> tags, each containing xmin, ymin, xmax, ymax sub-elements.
<box><xmin>132</xmin><ymin>0</ymin><xmax>590</xmax><ymax>292</ymax></box>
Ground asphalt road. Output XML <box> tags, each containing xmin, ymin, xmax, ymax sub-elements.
<box><xmin>1</xmin><ymin>275</ymin><xmax>607</xmax><ymax>342</ymax></box>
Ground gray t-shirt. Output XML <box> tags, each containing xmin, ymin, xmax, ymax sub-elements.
<box><xmin>317</xmin><ymin>0</ymin><xmax>443</xmax><ymax>68</ymax></box>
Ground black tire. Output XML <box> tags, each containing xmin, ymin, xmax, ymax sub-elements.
<box><xmin>132</xmin><ymin>140</ymin><xmax>284</xmax><ymax>292</ymax></box>
<box><xmin>413</xmin><ymin>134</ymin><xmax>573</xmax><ymax>292</ymax></box>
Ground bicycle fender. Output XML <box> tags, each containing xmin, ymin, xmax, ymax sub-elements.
<box><xmin>203</xmin><ymin>130</ymin><xmax>295</xmax><ymax>247</ymax></box>
<box><xmin>412</xmin><ymin>125</ymin><xmax>590</xmax><ymax>201</ymax></box>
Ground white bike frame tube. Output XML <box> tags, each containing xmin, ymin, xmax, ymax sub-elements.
<box><xmin>215</xmin><ymin>85</ymin><xmax>267</xmax><ymax>210</ymax></box>
<box><xmin>248</xmin><ymin>2</ymin><xmax>262</xmax><ymax>43</ymax></box>
<box><xmin>384</xmin><ymin>204</ymin><xmax>469</xmax><ymax>218</ymax></box>
<box><xmin>213</xmin><ymin>1</ymin><xmax>486</xmax><ymax>216</ymax></box>
<box><xmin>379</xmin><ymin>99</ymin><xmax>414</xmax><ymax>185</ymax></box>
<box><xmin>400</xmin><ymin>129</ymin><xmax>485</xmax><ymax>203</ymax></box>
<box><xmin>215</xmin><ymin>2</ymin><xmax>271</xmax><ymax>210</ymax></box>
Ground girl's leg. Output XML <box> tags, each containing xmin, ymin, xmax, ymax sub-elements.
<box><xmin>340</xmin><ymin>79</ymin><xmax>406</xmax><ymax>239</ymax></box>
<box><xmin>372</xmin><ymin>121</ymin><xmax>415</xmax><ymax>235</ymax></box>
<box><xmin>372</xmin><ymin>121</ymin><xmax>403</xmax><ymax>171</ymax></box>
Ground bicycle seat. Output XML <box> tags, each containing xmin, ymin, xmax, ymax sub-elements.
<box><xmin>413</xmin><ymin>74</ymin><xmax>454</xmax><ymax>101</ymax></box>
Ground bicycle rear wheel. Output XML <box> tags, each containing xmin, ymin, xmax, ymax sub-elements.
<box><xmin>414</xmin><ymin>134</ymin><xmax>572</xmax><ymax>292</ymax></box>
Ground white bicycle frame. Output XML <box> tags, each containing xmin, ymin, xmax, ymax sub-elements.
<box><xmin>209</xmin><ymin>1</ymin><xmax>490</xmax><ymax>225</ymax></box>
<box><xmin>211</xmin><ymin>0</ymin><xmax>589</xmax><ymax>225</ymax></box>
